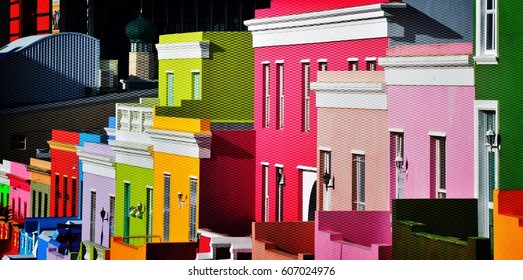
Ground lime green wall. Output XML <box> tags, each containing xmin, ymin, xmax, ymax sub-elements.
<box><xmin>156</xmin><ymin>32</ymin><xmax>254</xmax><ymax>123</ymax></box>
<box><xmin>0</xmin><ymin>183</ymin><xmax>9</xmax><ymax>207</ymax></box>
<box><xmin>114</xmin><ymin>163</ymin><xmax>153</xmax><ymax>245</ymax></box>
<box><xmin>475</xmin><ymin>2</ymin><xmax>523</xmax><ymax>190</ymax></box>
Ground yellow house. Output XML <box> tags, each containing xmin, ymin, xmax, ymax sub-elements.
<box><xmin>147</xmin><ymin>110</ymin><xmax>211</xmax><ymax>243</ymax></box>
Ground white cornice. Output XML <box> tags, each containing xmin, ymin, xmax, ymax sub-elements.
<box><xmin>156</xmin><ymin>41</ymin><xmax>210</xmax><ymax>60</ymax></box>
<box><xmin>311</xmin><ymin>82</ymin><xmax>384</xmax><ymax>93</ymax></box>
<box><xmin>378</xmin><ymin>55</ymin><xmax>472</xmax><ymax>68</ymax></box>
<box><xmin>146</xmin><ymin>128</ymin><xmax>212</xmax><ymax>159</ymax></box>
<box><xmin>244</xmin><ymin>3</ymin><xmax>406</xmax><ymax>47</ymax></box>
<box><xmin>77</xmin><ymin>149</ymin><xmax>116</xmax><ymax>179</ymax></box>
<box><xmin>108</xmin><ymin>140</ymin><xmax>153</xmax><ymax>169</ymax></box>
<box><xmin>316</xmin><ymin>92</ymin><xmax>387</xmax><ymax>110</ymax></box>
<box><xmin>77</xmin><ymin>149</ymin><xmax>115</xmax><ymax>168</ymax></box>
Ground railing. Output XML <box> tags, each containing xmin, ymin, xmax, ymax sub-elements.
<box><xmin>77</xmin><ymin>241</ymin><xmax>109</xmax><ymax>260</ymax></box>
<box><xmin>122</xmin><ymin>235</ymin><xmax>162</xmax><ymax>246</ymax></box>
<box><xmin>116</xmin><ymin>104</ymin><xmax>154</xmax><ymax>133</ymax></box>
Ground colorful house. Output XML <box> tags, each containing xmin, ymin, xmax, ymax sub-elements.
<box><xmin>7</xmin><ymin>161</ymin><xmax>31</xmax><ymax>221</ymax></box>
<box><xmin>311</xmin><ymin>71</ymin><xmax>392</xmax><ymax>260</ymax></box>
<box><xmin>76</xmin><ymin>141</ymin><xmax>115</xmax><ymax>260</ymax></box>
<box><xmin>0</xmin><ymin>160</ymin><xmax>10</xmax><ymax>208</ymax></box>
<box><xmin>473</xmin><ymin>0</ymin><xmax>523</xmax><ymax>260</ymax></box>
<box><xmin>26</xmin><ymin>158</ymin><xmax>52</xmax><ymax>218</ymax></box>
<box><xmin>244</xmin><ymin>0</ymin><xmax>406</xmax><ymax>260</ymax></box>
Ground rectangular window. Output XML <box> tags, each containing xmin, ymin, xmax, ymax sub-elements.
<box><xmin>38</xmin><ymin>192</ymin><xmax>42</xmax><ymax>217</ymax></box>
<box><xmin>163</xmin><ymin>173</ymin><xmax>171</xmax><ymax>242</ymax></box>
<box><xmin>348</xmin><ymin>58</ymin><xmax>358</xmax><ymax>71</ymax></box>
<box><xmin>189</xmin><ymin>177</ymin><xmax>198</xmax><ymax>241</ymax></box>
<box><xmin>192</xmin><ymin>71</ymin><xmax>201</xmax><ymax>100</ymax></box>
<box><xmin>431</xmin><ymin>136</ymin><xmax>446</xmax><ymax>199</ymax></box>
<box><xmin>352</xmin><ymin>153</ymin><xmax>365</xmax><ymax>211</ymax></box>
<box><xmin>392</xmin><ymin>132</ymin><xmax>405</xmax><ymax>199</ymax></box>
<box><xmin>484</xmin><ymin>0</ymin><xmax>496</xmax><ymax>52</ymax></box>
<box><xmin>31</xmin><ymin>190</ymin><xmax>36</xmax><ymax>217</ymax></box>
<box><xmin>44</xmin><ymin>193</ymin><xmax>48</xmax><ymax>217</ymax></box>
<box><xmin>167</xmin><ymin>71</ymin><xmax>174</xmax><ymax>106</ymax></box>
<box><xmin>302</xmin><ymin>61</ymin><xmax>311</xmax><ymax>132</ymax></box>
<box><xmin>10</xmin><ymin>134</ymin><xmax>26</xmax><ymax>150</ymax></box>
<box><xmin>71</xmin><ymin>178</ymin><xmax>77</xmax><ymax>217</ymax></box>
<box><xmin>275</xmin><ymin>166</ymin><xmax>284</xmax><ymax>222</ymax></box>
<box><xmin>124</xmin><ymin>182</ymin><xmax>130</xmax><ymax>241</ymax></box>
<box><xmin>63</xmin><ymin>176</ymin><xmax>68</xmax><ymax>217</ymax></box>
<box><xmin>24</xmin><ymin>202</ymin><xmax>27</xmax><ymax>218</ymax></box>
<box><xmin>90</xmin><ymin>190</ymin><xmax>96</xmax><ymax>242</ymax></box>
<box><xmin>366</xmin><ymin>58</ymin><xmax>377</xmax><ymax>71</ymax></box>
<box><xmin>277</xmin><ymin>62</ymin><xmax>284</xmax><ymax>130</ymax></box>
<box><xmin>263</xmin><ymin>62</ymin><xmax>270</xmax><ymax>128</ymax></box>
<box><xmin>146</xmin><ymin>188</ymin><xmax>152</xmax><ymax>241</ymax></box>
<box><xmin>262</xmin><ymin>164</ymin><xmax>269</xmax><ymax>222</ymax></box>
<box><xmin>109</xmin><ymin>195</ymin><xmax>115</xmax><ymax>238</ymax></box>
<box><xmin>318</xmin><ymin>60</ymin><xmax>328</xmax><ymax>71</ymax></box>
<box><xmin>18</xmin><ymin>197</ymin><xmax>21</xmax><ymax>218</ymax></box>
<box><xmin>320</xmin><ymin>150</ymin><xmax>332</xmax><ymax>211</ymax></box>
<box><xmin>55</xmin><ymin>173</ymin><xmax>59</xmax><ymax>217</ymax></box>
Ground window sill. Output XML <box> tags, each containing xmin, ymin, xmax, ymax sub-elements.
<box><xmin>473</xmin><ymin>55</ymin><xmax>498</xmax><ymax>65</ymax></box>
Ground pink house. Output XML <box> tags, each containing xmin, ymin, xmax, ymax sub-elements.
<box><xmin>244</xmin><ymin>0</ymin><xmax>406</xmax><ymax>259</ymax></box>
<box><xmin>380</xmin><ymin>43</ymin><xmax>475</xmax><ymax>201</ymax></box>
<box><xmin>7</xmin><ymin>161</ymin><xmax>31</xmax><ymax>221</ymax></box>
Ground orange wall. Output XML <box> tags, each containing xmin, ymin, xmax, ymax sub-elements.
<box><xmin>494</xmin><ymin>190</ymin><xmax>523</xmax><ymax>259</ymax></box>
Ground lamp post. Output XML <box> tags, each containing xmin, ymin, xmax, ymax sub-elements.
<box><xmin>100</xmin><ymin>207</ymin><xmax>108</xmax><ymax>246</ymax></box>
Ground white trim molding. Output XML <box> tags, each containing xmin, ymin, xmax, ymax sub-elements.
<box><xmin>428</xmin><ymin>131</ymin><xmax>447</xmax><ymax>138</ymax></box>
<box><xmin>146</xmin><ymin>128</ymin><xmax>212</xmax><ymax>159</ymax></box>
<box><xmin>379</xmin><ymin>55</ymin><xmax>474</xmax><ymax>86</ymax></box>
<box><xmin>244</xmin><ymin>3</ymin><xmax>406</xmax><ymax>47</ymax></box>
<box><xmin>474</xmin><ymin>0</ymin><xmax>499</xmax><ymax>65</ymax></box>
<box><xmin>275</xmin><ymin>60</ymin><xmax>284</xmax><ymax>64</ymax></box>
<box><xmin>109</xmin><ymin>140</ymin><xmax>154</xmax><ymax>169</ymax></box>
<box><xmin>312</xmin><ymin>82</ymin><xmax>386</xmax><ymax>109</ymax></box>
<box><xmin>317</xmin><ymin>59</ymin><xmax>328</xmax><ymax>63</ymax></box>
<box><xmin>297</xmin><ymin>165</ymin><xmax>318</xmax><ymax>172</ymax></box>
<box><xmin>351</xmin><ymin>149</ymin><xmax>366</xmax><ymax>155</ymax></box>
<box><xmin>77</xmin><ymin>149</ymin><xmax>116</xmax><ymax>179</ymax></box>
<box><xmin>274</xmin><ymin>163</ymin><xmax>284</xmax><ymax>168</ymax></box>
<box><xmin>260</xmin><ymin>162</ymin><xmax>270</xmax><ymax>166</ymax></box>
<box><xmin>388</xmin><ymin>128</ymin><xmax>404</xmax><ymax>133</ymax></box>
<box><xmin>347</xmin><ymin>57</ymin><xmax>359</xmax><ymax>62</ymax></box>
<box><xmin>156</xmin><ymin>41</ymin><xmax>210</xmax><ymax>60</ymax></box>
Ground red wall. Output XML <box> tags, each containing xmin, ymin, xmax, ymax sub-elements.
<box><xmin>256</xmin><ymin>0</ymin><xmax>397</xmax><ymax>18</ymax></box>
<box><xmin>50</xmin><ymin>130</ymin><xmax>79</xmax><ymax>218</ymax></box>
<box><xmin>9</xmin><ymin>0</ymin><xmax>51</xmax><ymax>42</ymax></box>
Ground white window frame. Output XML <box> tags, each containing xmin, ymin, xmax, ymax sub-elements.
<box><xmin>432</xmin><ymin>136</ymin><xmax>446</xmax><ymax>199</ymax></box>
<box><xmin>166</xmin><ymin>71</ymin><xmax>174</xmax><ymax>106</ymax></box>
<box><xmin>352</xmin><ymin>152</ymin><xmax>365</xmax><ymax>211</ymax></box>
<box><xmin>474</xmin><ymin>0</ymin><xmax>498</xmax><ymax>64</ymax></box>
<box><xmin>365</xmin><ymin>57</ymin><xmax>377</xmax><ymax>71</ymax></box>
<box><xmin>191</xmin><ymin>70</ymin><xmax>201</xmax><ymax>100</ymax></box>
<box><xmin>393</xmin><ymin>132</ymin><xmax>405</xmax><ymax>199</ymax></box>
<box><xmin>302</xmin><ymin>60</ymin><xmax>311</xmax><ymax>132</ymax></box>
<box><xmin>321</xmin><ymin>150</ymin><xmax>332</xmax><ymax>211</ymax></box>
<box><xmin>276</xmin><ymin>61</ymin><xmax>284</xmax><ymax>130</ymax></box>
<box><xmin>318</xmin><ymin>59</ymin><xmax>328</xmax><ymax>71</ymax></box>
<box><xmin>261</xmin><ymin>163</ymin><xmax>269</xmax><ymax>222</ymax></box>
<box><xmin>262</xmin><ymin>62</ymin><xmax>270</xmax><ymax>128</ymax></box>
<box><xmin>189</xmin><ymin>177</ymin><xmax>198</xmax><ymax>241</ymax></box>
<box><xmin>275</xmin><ymin>165</ymin><xmax>284</xmax><ymax>222</ymax></box>
<box><xmin>347</xmin><ymin>58</ymin><xmax>358</xmax><ymax>71</ymax></box>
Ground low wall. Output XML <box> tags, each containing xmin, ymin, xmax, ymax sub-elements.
<box><xmin>252</xmin><ymin>222</ymin><xmax>314</xmax><ymax>260</ymax></box>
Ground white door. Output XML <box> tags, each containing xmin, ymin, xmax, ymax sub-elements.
<box><xmin>302</xmin><ymin>170</ymin><xmax>317</xmax><ymax>221</ymax></box>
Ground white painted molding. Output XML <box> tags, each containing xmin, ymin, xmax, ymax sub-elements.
<box><xmin>365</xmin><ymin>57</ymin><xmax>377</xmax><ymax>61</ymax></box>
<box><xmin>379</xmin><ymin>55</ymin><xmax>471</xmax><ymax>68</ymax></box>
<box><xmin>388</xmin><ymin>128</ymin><xmax>404</xmax><ymax>133</ymax></box>
<box><xmin>261</xmin><ymin>61</ymin><xmax>270</xmax><ymax>65</ymax></box>
<box><xmin>189</xmin><ymin>175</ymin><xmax>198</xmax><ymax>180</ymax></box>
<box><xmin>300</xmin><ymin>59</ymin><xmax>310</xmax><ymax>63</ymax></box>
<box><xmin>319</xmin><ymin>146</ymin><xmax>332</xmax><ymax>151</ymax></box>
<box><xmin>77</xmin><ymin>149</ymin><xmax>115</xmax><ymax>179</ymax></box>
<box><xmin>347</xmin><ymin>57</ymin><xmax>359</xmax><ymax>62</ymax></box>
<box><xmin>165</xmin><ymin>70</ymin><xmax>174</xmax><ymax>73</ymax></box>
<box><xmin>163</xmin><ymin>171</ymin><xmax>171</xmax><ymax>176</ymax></box>
<box><xmin>275</xmin><ymin>60</ymin><xmax>284</xmax><ymax>64</ymax></box>
<box><xmin>351</xmin><ymin>149</ymin><xmax>365</xmax><ymax>155</ymax></box>
<box><xmin>428</xmin><ymin>131</ymin><xmax>447</xmax><ymax>137</ymax></box>
<box><xmin>109</xmin><ymin>140</ymin><xmax>153</xmax><ymax>169</ymax></box>
<box><xmin>191</xmin><ymin>69</ymin><xmax>201</xmax><ymax>73</ymax></box>
<box><xmin>473</xmin><ymin>55</ymin><xmax>498</xmax><ymax>65</ymax></box>
<box><xmin>297</xmin><ymin>165</ymin><xmax>318</xmax><ymax>172</ymax></box>
<box><xmin>146</xmin><ymin>128</ymin><xmax>212</xmax><ymax>159</ymax></box>
<box><xmin>316</xmin><ymin>92</ymin><xmax>387</xmax><ymax>109</ymax></box>
<box><xmin>274</xmin><ymin>163</ymin><xmax>284</xmax><ymax>168</ymax></box>
<box><xmin>384</xmin><ymin>68</ymin><xmax>474</xmax><ymax>86</ymax></box>
<box><xmin>156</xmin><ymin>41</ymin><xmax>210</xmax><ymax>60</ymax></box>
<box><xmin>317</xmin><ymin>59</ymin><xmax>328</xmax><ymax>63</ymax></box>
<box><xmin>244</xmin><ymin>3</ymin><xmax>406</xmax><ymax>47</ymax></box>
<box><xmin>260</xmin><ymin>162</ymin><xmax>270</xmax><ymax>166</ymax></box>
<box><xmin>311</xmin><ymin>82</ymin><xmax>384</xmax><ymax>93</ymax></box>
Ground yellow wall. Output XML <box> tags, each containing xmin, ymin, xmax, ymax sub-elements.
<box><xmin>153</xmin><ymin>152</ymin><xmax>200</xmax><ymax>243</ymax></box>
<box><xmin>493</xmin><ymin>190</ymin><xmax>523</xmax><ymax>259</ymax></box>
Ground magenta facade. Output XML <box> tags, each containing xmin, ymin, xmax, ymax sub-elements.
<box><xmin>7</xmin><ymin>161</ymin><xmax>31</xmax><ymax>220</ymax></box>
<box><xmin>246</xmin><ymin>1</ymin><xmax>398</xmax><ymax>223</ymax></box>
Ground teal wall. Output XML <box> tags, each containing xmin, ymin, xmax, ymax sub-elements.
<box><xmin>475</xmin><ymin>2</ymin><xmax>523</xmax><ymax>190</ymax></box>
<box><xmin>114</xmin><ymin>163</ymin><xmax>153</xmax><ymax>245</ymax></box>
<box><xmin>156</xmin><ymin>31</ymin><xmax>254</xmax><ymax>123</ymax></box>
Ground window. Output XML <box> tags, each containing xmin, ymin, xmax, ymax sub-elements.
<box><xmin>392</xmin><ymin>132</ymin><xmax>405</xmax><ymax>199</ymax></box>
<box><xmin>348</xmin><ymin>58</ymin><xmax>358</xmax><ymax>71</ymax></box>
<box><xmin>44</xmin><ymin>193</ymin><xmax>48</xmax><ymax>217</ymax></box>
<box><xmin>352</xmin><ymin>153</ymin><xmax>365</xmax><ymax>211</ymax></box>
<box><xmin>145</xmin><ymin>188</ymin><xmax>152</xmax><ymax>241</ymax></box>
<box><xmin>430</xmin><ymin>136</ymin><xmax>446</xmax><ymax>199</ymax></box>
<box><xmin>90</xmin><ymin>190</ymin><xmax>96</xmax><ymax>242</ymax></box>
<box><xmin>318</xmin><ymin>59</ymin><xmax>328</xmax><ymax>71</ymax></box>
<box><xmin>483</xmin><ymin>0</ymin><xmax>497</xmax><ymax>54</ymax></box>
<box><xmin>302</xmin><ymin>61</ymin><xmax>311</xmax><ymax>132</ymax></box>
<box><xmin>262</xmin><ymin>62</ymin><xmax>270</xmax><ymax>128</ymax></box>
<box><xmin>276</xmin><ymin>62</ymin><xmax>284</xmax><ymax>130</ymax></box>
<box><xmin>163</xmin><ymin>173</ymin><xmax>171</xmax><ymax>242</ymax></box>
<box><xmin>31</xmin><ymin>190</ymin><xmax>36</xmax><ymax>217</ymax></box>
<box><xmin>192</xmin><ymin>70</ymin><xmax>201</xmax><ymax>100</ymax></box>
<box><xmin>55</xmin><ymin>173</ymin><xmax>60</xmax><ymax>217</ymax></box>
<box><xmin>38</xmin><ymin>192</ymin><xmax>42</xmax><ymax>217</ymax></box>
<box><xmin>262</xmin><ymin>163</ymin><xmax>269</xmax><ymax>222</ymax></box>
<box><xmin>10</xmin><ymin>134</ymin><xmax>26</xmax><ymax>150</ymax></box>
<box><xmin>189</xmin><ymin>177</ymin><xmax>198</xmax><ymax>241</ymax></box>
<box><xmin>63</xmin><ymin>176</ymin><xmax>68</xmax><ymax>217</ymax></box>
<box><xmin>109</xmin><ymin>195</ymin><xmax>115</xmax><ymax>238</ymax></box>
<box><xmin>366</xmin><ymin>57</ymin><xmax>377</xmax><ymax>71</ymax></box>
<box><xmin>275</xmin><ymin>166</ymin><xmax>284</xmax><ymax>222</ymax></box>
<box><xmin>320</xmin><ymin>150</ymin><xmax>332</xmax><ymax>211</ymax></box>
<box><xmin>71</xmin><ymin>178</ymin><xmax>77</xmax><ymax>217</ymax></box>
<box><xmin>166</xmin><ymin>71</ymin><xmax>174</xmax><ymax>106</ymax></box>
<box><xmin>124</xmin><ymin>182</ymin><xmax>130</xmax><ymax>242</ymax></box>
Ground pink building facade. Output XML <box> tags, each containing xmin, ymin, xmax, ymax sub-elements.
<box><xmin>380</xmin><ymin>43</ymin><xmax>475</xmax><ymax>202</ymax></box>
<box><xmin>245</xmin><ymin>0</ymin><xmax>404</xmax><ymax>224</ymax></box>
<box><xmin>7</xmin><ymin>161</ymin><xmax>31</xmax><ymax>220</ymax></box>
